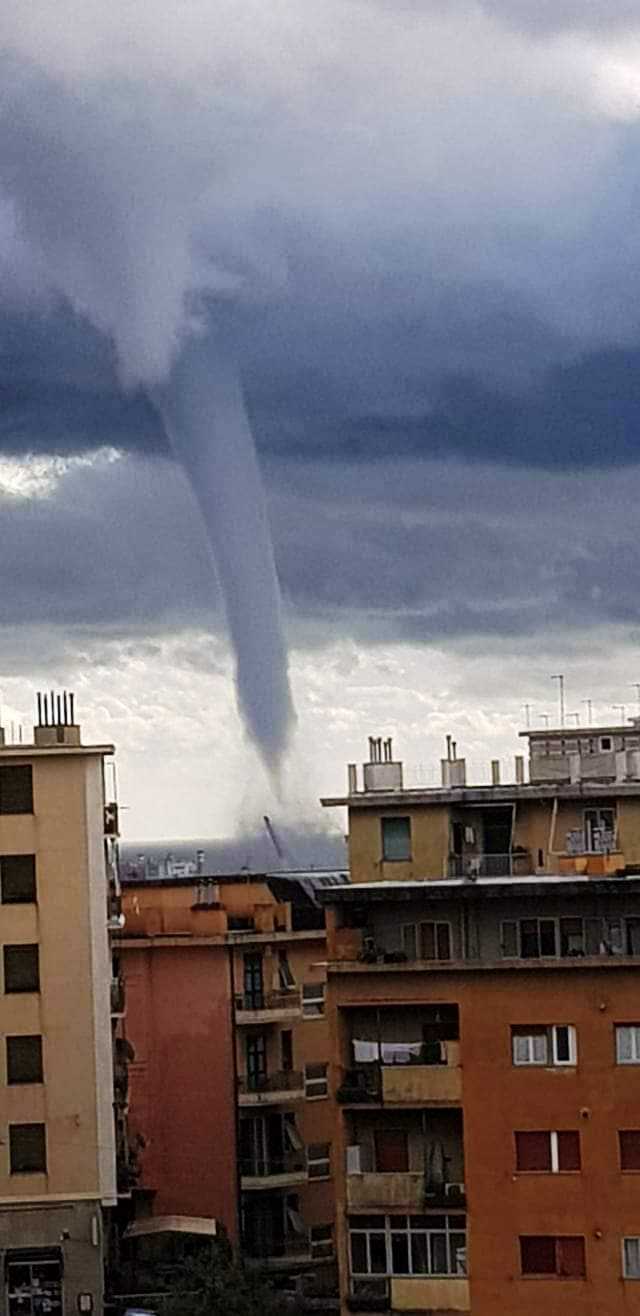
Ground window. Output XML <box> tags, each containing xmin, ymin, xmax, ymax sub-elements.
<box><xmin>6</xmin><ymin>1036</ymin><xmax>43</xmax><ymax>1085</ymax></box>
<box><xmin>278</xmin><ymin>952</ymin><xmax>295</xmax><ymax>989</ymax></box>
<box><xmin>349</xmin><ymin>1214</ymin><xmax>466</xmax><ymax>1278</ymax></box>
<box><xmin>511</xmin><ymin>1025</ymin><xmax>576</xmax><ymax>1067</ymax></box>
<box><xmin>281</xmin><ymin>1029</ymin><xmax>293</xmax><ymax>1072</ymax></box>
<box><xmin>310</xmin><ymin>1224</ymin><xmax>334</xmax><ymax>1260</ymax></box>
<box><xmin>302</xmin><ymin>982</ymin><xmax>325</xmax><ymax>1018</ymax></box>
<box><xmin>420</xmin><ymin>922</ymin><xmax>452</xmax><ymax>960</ymax></box>
<box><xmin>243</xmin><ymin>953</ymin><xmax>264</xmax><ymax>1010</ymax></box>
<box><xmin>381</xmin><ymin>817</ymin><xmax>411</xmax><ymax>862</ymax></box>
<box><xmin>9</xmin><ymin>1124</ymin><xmax>47</xmax><ymax>1174</ymax></box>
<box><xmin>0</xmin><ymin>856</ymin><xmax>36</xmax><ymax>905</ymax></box>
<box><xmin>599</xmin><ymin>737</ymin><xmax>612</xmax><ymax>752</ymax></box>
<box><xmin>520</xmin><ymin>1236</ymin><xmax>585</xmax><ymax>1278</ymax></box>
<box><xmin>616</xmin><ymin>1026</ymin><xmax>640</xmax><ymax>1064</ymax></box>
<box><xmin>3</xmin><ymin>945</ymin><xmax>40</xmax><ymax>994</ymax></box>
<box><xmin>308</xmin><ymin>1142</ymin><xmax>331</xmax><ymax>1179</ymax></box>
<box><xmin>0</xmin><ymin>766</ymin><xmax>33</xmax><ymax>815</ymax></box>
<box><xmin>245</xmin><ymin>1034</ymin><xmax>266</xmax><ymax>1090</ymax></box>
<box><xmin>620</xmin><ymin>1132</ymin><xmax>640</xmax><ymax>1171</ymax></box>
<box><xmin>515</xmin><ymin>1131</ymin><xmax>580</xmax><ymax>1173</ymax></box>
<box><xmin>6</xmin><ymin>1249</ymin><xmax>62</xmax><ymax>1316</ymax></box>
<box><xmin>584</xmin><ymin>806</ymin><xmax>615</xmax><ymax>852</ymax></box>
<box><xmin>502</xmin><ymin>917</ymin><xmax>604</xmax><ymax>960</ymax></box>
<box><xmin>401</xmin><ymin>925</ymin><xmax>417</xmax><ymax>959</ymax></box>
<box><xmin>375</xmin><ymin>1129</ymin><xmax>409</xmax><ymax>1173</ymax></box>
<box><xmin>623</xmin><ymin>1238</ymin><xmax>640</xmax><ymax>1279</ymax></box>
<box><xmin>305</xmin><ymin>1062</ymin><xmax>328</xmax><ymax>1098</ymax></box>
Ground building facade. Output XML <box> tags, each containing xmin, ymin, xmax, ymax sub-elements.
<box><xmin>321</xmin><ymin>872</ymin><xmax>640</xmax><ymax>1315</ymax></box>
<box><xmin>118</xmin><ymin>873</ymin><xmax>339</xmax><ymax>1293</ymax></box>
<box><xmin>323</xmin><ymin>727</ymin><xmax>640</xmax><ymax>884</ymax></box>
<box><xmin>0</xmin><ymin>694</ymin><xmax>118</xmax><ymax>1316</ymax></box>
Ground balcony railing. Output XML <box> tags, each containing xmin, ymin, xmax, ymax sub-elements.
<box><xmin>238</xmin><ymin>1069</ymin><xmax>304</xmax><ymax>1096</ymax></box>
<box><xmin>240</xmin><ymin>1151</ymin><xmax>306</xmax><ymax>1179</ymax></box>
<box><xmin>447</xmin><ymin>851</ymin><xmax>532</xmax><ymax>878</ymax></box>
<box><xmin>243</xmin><ymin>1232</ymin><xmax>310</xmax><ymax>1262</ymax></box>
<box><xmin>235</xmin><ymin>988</ymin><xmax>302</xmax><ymax>1014</ymax></box>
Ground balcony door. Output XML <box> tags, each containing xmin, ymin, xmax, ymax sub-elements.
<box><xmin>246</xmin><ymin>1033</ymin><xmax>267</xmax><ymax>1090</ymax></box>
<box><xmin>374</xmin><ymin>1129</ymin><xmax>409</xmax><ymax>1173</ymax></box>
<box><xmin>243</xmin><ymin>953</ymin><xmax>264</xmax><ymax>1009</ymax></box>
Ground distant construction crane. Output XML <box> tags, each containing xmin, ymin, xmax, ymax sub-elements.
<box><xmin>263</xmin><ymin>815</ymin><xmax>298</xmax><ymax>869</ymax></box>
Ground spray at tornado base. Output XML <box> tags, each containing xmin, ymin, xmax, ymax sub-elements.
<box><xmin>157</xmin><ymin>333</ymin><xmax>295</xmax><ymax>770</ymax></box>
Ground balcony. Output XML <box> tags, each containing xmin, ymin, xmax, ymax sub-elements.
<box><xmin>347</xmin><ymin>1279</ymin><xmax>390</xmax><ymax>1312</ymax></box>
<box><xmin>240</xmin><ymin>1151</ymin><xmax>308</xmax><ymax>1190</ymax></box>
<box><xmin>391</xmin><ymin>1277</ymin><xmax>469</xmax><ymax>1312</ymax></box>
<box><xmin>238</xmin><ymin>1069</ymin><xmax>305</xmax><ymax>1106</ymax></box>
<box><xmin>447</xmin><ymin>851</ymin><xmax>532</xmax><ymax>878</ymax></box>
<box><xmin>347</xmin><ymin>1172</ymin><xmax>465</xmax><ymax>1211</ymax></box>
<box><xmin>243</xmin><ymin>1234</ymin><xmax>310</xmax><ymax>1269</ymax></box>
<box><xmin>235</xmin><ymin>987</ymin><xmax>302</xmax><ymax>1025</ymax></box>
<box><xmin>337</xmin><ymin>1041</ymin><xmax>462</xmax><ymax>1106</ymax></box>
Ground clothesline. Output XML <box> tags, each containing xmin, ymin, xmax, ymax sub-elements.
<box><xmin>353</xmin><ymin>1039</ymin><xmax>424</xmax><ymax>1064</ymax></box>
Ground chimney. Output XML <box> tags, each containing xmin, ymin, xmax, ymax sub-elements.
<box><xmin>491</xmin><ymin>760</ymin><xmax>501</xmax><ymax>786</ymax></box>
<box><xmin>515</xmin><ymin>755</ymin><xmax>525</xmax><ymax>784</ymax></box>
<box><xmin>34</xmin><ymin>690</ymin><xmax>81</xmax><ymax>747</ymax></box>
<box><xmin>363</xmin><ymin>736</ymin><xmax>403</xmax><ymax>792</ymax></box>
<box><xmin>347</xmin><ymin>763</ymin><xmax>358</xmax><ymax>793</ymax></box>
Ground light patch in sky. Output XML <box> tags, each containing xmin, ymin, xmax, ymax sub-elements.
<box><xmin>0</xmin><ymin>448</ymin><xmax>121</xmax><ymax>500</ymax></box>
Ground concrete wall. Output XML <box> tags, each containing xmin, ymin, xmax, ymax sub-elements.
<box><xmin>0</xmin><ymin>1200</ymin><xmax>103</xmax><ymax>1316</ymax></box>
<box><xmin>348</xmin><ymin>805</ymin><xmax>450</xmax><ymax>882</ymax></box>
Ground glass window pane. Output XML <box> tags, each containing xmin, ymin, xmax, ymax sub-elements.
<box><xmin>624</xmin><ymin>1238</ymin><xmax>640</xmax><ymax>1278</ymax></box>
<box><xmin>532</xmin><ymin>1033</ymin><xmax>548</xmax><ymax>1063</ymax></box>
<box><xmin>410</xmin><ymin>1234</ymin><xmax>428</xmax><ymax>1275</ymax></box>
<box><xmin>369</xmin><ymin>1234</ymin><xmax>387</xmax><ymax>1274</ymax></box>
<box><xmin>501</xmin><ymin>922</ymin><xmax>518</xmax><ymax>957</ymax></box>
<box><xmin>520</xmin><ymin>920</ymin><xmax>539</xmax><ymax>958</ymax></box>
<box><xmin>451</xmin><ymin>1233</ymin><xmax>467</xmax><ymax>1274</ymax></box>
<box><xmin>553</xmin><ymin>1025</ymin><xmax>571</xmax><ymax>1063</ymax></box>
<box><xmin>420</xmin><ymin>923</ymin><xmax>435</xmax><ymax>959</ymax></box>
<box><xmin>540</xmin><ymin>920</ymin><xmax>557</xmax><ymax>956</ymax></box>
<box><xmin>430</xmin><ymin>1233</ymin><xmax>449</xmax><ymax>1275</ymax></box>
<box><xmin>617</xmin><ymin>1027</ymin><xmax>632</xmax><ymax>1062</ymax></box>
<box><xmin>382</xmin><ymin>817</ymin><xmax>411</xmax><ymax>862</ymax></box>
<box><xmin>391</xmin><ymin>1234</ymin><xmax>409</xmax><ymax>1274</ymax></box>
<box><xmin>436</xmin><ymin>924</ymin><xmax>451</xmax><ymax>959</ymax></box>
<box><xmin>350</xmin><ymin>1234</ymin><xmax>367</xmax><ymax>1274</ymax></box>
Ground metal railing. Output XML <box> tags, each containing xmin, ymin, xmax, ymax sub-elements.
<box><xmin>237</xmin><ymin>1068</ymin><xmax>304</xmax><ymax>1095</ymax></box>
<box><xmin>240</xmin><ymin>1151</ymin><xmax>307</xmax><ymax>1178</ymax></box>
<box><xmin>235</xmin><ymin>987</ymin><xmax>301</xmax><ymax>1012</ymax></box>
<box><xmin>447</xmin><ymin>852</ymin><xmax>531</xmax><ymax>878</ymax></box>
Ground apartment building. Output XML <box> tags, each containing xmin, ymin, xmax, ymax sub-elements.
<box><xmin>117</xmin><ymin>871</ymin><xmax>341</xmax><ymax>1290</ymax></box>
<box><xmin>0</xmin><ymin>693</ymin><xmax>118</xmax><ymax>1316</ymax></box>
<box><xmin>320</xmin><ymin>872</ymin><xmax>640</xmax><ymax>1316</ymax></box>
<box><xmin>323</xmin><ymin>725</ymin><xmax>640</xmax><ymax>883</ymax></box>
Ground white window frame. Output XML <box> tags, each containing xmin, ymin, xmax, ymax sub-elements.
<box><xmin>512</xmin><ymin>1025</ymin><xmax>576</xmax><ymax>1067</ymax></box>
<box><xmin>308</xmin><ymin>1143</ymin><xmax>331</xmax><ymax>1179</ymax></box>
<box><xmin>348</xmin><ymin>1214</ymin><xmax>467</xmax><ymax>1279</ymax></box>
<box><xmin>302</xmin><ymin>982</ymin><xmax>325</xmax><ymax>1018</ymax></box>
<box><xmin>623</xmin><ymin>1238</ymin><xmax>640</xmax><ymax>1279</ymax></box>
<box><xmin>304</xmin><ymin>1062</ymin><xmax>328</xmax><ymax>1099</ymax></box>
<box><xmin>616</xmin><ymin>1025</ymin><xmax>640</xmax><ymax>1065</ymax></box>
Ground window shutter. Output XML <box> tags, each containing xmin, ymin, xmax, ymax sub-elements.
<box><xmin>515</xmin><ymin>1132</ymin><xmax>551</xmax><ymax>1171</ymax></box>
<box><xmin>556</xmin><ymin>1236</ymin><xmax>585</xmax><ymax>1277</ymax></box>
<box><xmin>557</xmin><ymin>1131</ymin><xmax>581</xmax><ymax>1172</ymax></box>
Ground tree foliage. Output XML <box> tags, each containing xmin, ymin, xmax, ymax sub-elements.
<box><xmin>163</xmin><ymin>1237</ymin><xmax>293</xmax><ymax>1316</ymax></box>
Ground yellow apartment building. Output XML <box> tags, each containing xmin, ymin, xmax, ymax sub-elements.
<box><xmin>323</xmin><ymin>725</ymin><xmax>640</xmax><ymax>884</ymax></box>
<box><xmin>0</xmin><ymin>693</ymin><xmax>117</xmax><ymax>1316</ymax></box>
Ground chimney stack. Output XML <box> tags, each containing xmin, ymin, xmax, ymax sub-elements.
<box><xmin>491</xmin><ymin>759</ymin><xmax>501</xmax><ymax>786</ymax></box>
<box><xmin>515</xmin><ymin>755</ymin><xmax>525</xmax><ymax>785</ymax></box>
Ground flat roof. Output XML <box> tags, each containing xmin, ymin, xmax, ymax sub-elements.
<box><xmin>322</xmin><ymin>780</ymin><xmax>640</xmax><ymax>808</ymax></box>
<box><xmin>0</xmin><ymin>743</ymin><xmax>114</xmax><ymax>758</ymax></box>
<box><xmin>521</xmin><ymin>725</ymin><xmax>634</xmax><ymax>739</ymax></box>
<box><xmin>317</xmin><ymin>874</ymin><xmax>640</xmax><ymax>904</ymax></box>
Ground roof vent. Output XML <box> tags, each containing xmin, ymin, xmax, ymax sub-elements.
<box><xmin>34</xmin><ymin>691</ymin><xmax>81</xmax><ymax>747</ymax></box>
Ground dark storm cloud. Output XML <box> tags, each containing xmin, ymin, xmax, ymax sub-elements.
<box><xmin>2</xmin><ymin>0</ymin><xmax>640</xmax><ymax>655</ymax></box>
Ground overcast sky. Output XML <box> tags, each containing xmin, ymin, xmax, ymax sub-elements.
<box><xmin>2</xmin><ymin>0</ymin><xmax>640</xmax><ymax>842</ymax></box>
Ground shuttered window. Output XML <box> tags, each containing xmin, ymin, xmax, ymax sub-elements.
<box><xmin>520</xmin><ymin>1236</ymin><xmax>585</xmax><ymax>1277</ymax></box>
<box><xmin>0</xmin><ymin>766</ymin><xmax>33</xmax><ymax>815</ymax></box>
<box><xmin>620</xmin><ymin>1131</ymin><xmax>640</xmax><ymax>1171</ymax></box>
<box><xmin>1</xmin><ymin>855</ymin><xmax>36</xmax><ymax>904</ymax></box>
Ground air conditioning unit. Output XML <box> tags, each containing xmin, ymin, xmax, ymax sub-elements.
<box><xmin>444</xmin><ymin>1181</ymin><xmax>465</xmax><ymax>1199</ymax></box>
<box><xmin>347</xmin><ymin>1145</ymin><xmax>363</xmax><ymax>1175</ymax></box>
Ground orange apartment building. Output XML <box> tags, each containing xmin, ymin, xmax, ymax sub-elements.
<box><xmin>116</xmin><ymin>871</ymin><xmax>341</xmax><ymax>1291</ymax></box>
<box><xmin>317</xmin><ymin>728</ymin><xmax>640</xmax><ymax>1314</ymax></box>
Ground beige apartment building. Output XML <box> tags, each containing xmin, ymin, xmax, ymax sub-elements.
<box><xmin>0</xmin><ymin>693</ymin><xmax>118</xmax><ymax>1316</ymax></box>
<box><xmin>323</xmin><ymin>724</ymin><xmax>640</xmax><ymax>884</ymax></box>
